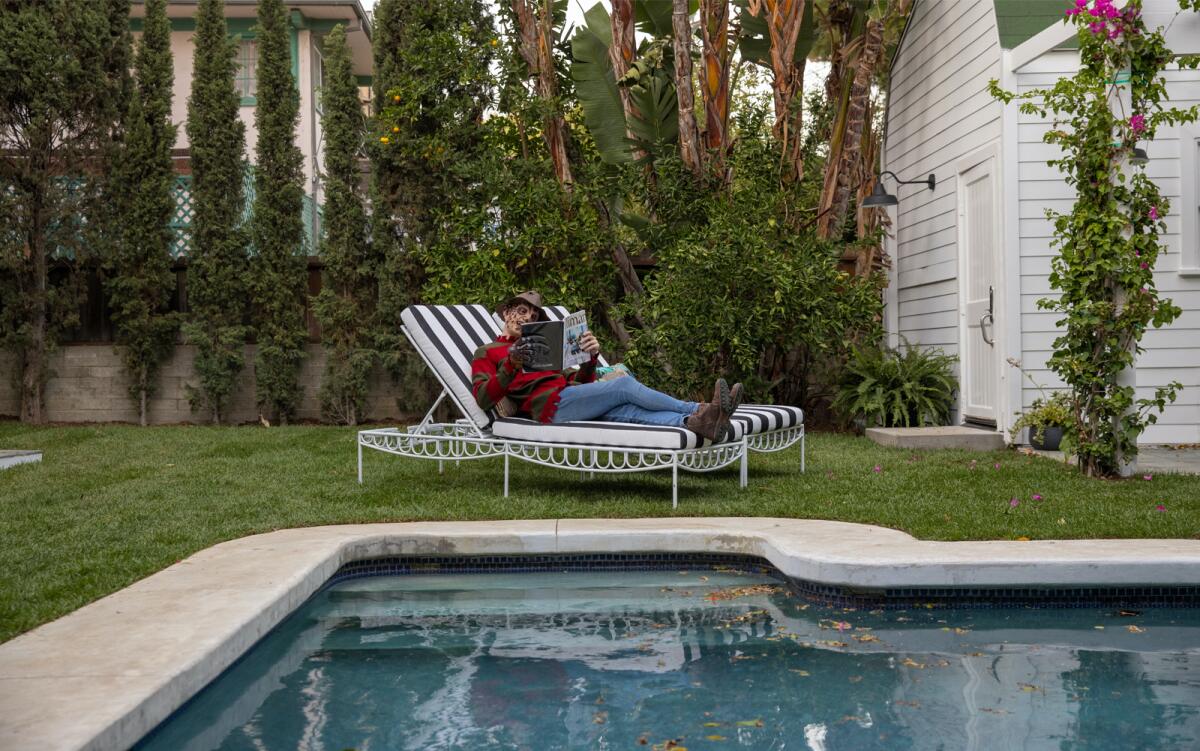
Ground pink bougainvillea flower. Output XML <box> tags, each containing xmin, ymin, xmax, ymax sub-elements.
<box><xmin>1144</xmin><ymin>474</ymin><xmax>1153</xmax><ymax>480</ymax></box>
<box><xmin>873</xmin><ymin>464</ymin><xmax>882</xmax><ymax>473</ymax></box>
<box><xmin>1140</xmin><ymin>262</ymin><xmax>1149</xmax><ymax>270</ymax></box>
<box><xmin>1032</xmin><ymin>494</ymin><xmax>1043</xmax><ymax>501</ymax></box>
<box><xmin>1148</xmin><ymin>205</ymin><xmax>1159</xmax><ymax>220</ymax></box>
<box><xmin>994</xmin><ymin>462</ymin><xmax>1001</xmax><ymax>470</ymax></box>
<box><xmin>1130</xmin><ymin>114</ymin><xmax>1146</xmax><ymax>134</ymax></box>
<box><xmin>1010</xmin><ymin>498</ymin><xmax>1020</xmax><ymax>508</ymax></box>
<box><xmin>1155</xmin><ymin>504</ymin><xmax>1166</xmax><ymax>512</ymax></box>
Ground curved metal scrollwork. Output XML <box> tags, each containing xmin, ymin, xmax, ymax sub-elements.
<box><xmin>746</xmin><ymin>425</ymin><xmax>805</xmax><ymax>454</ymax></box>
<box><xmin>358</xmin><ymin>425</ymin><xmax>505</xmax><ymax>461</ymax></box>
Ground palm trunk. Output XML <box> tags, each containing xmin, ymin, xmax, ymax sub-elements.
<box><xmin>511</xmin><ymin>0</ymin><xmax>573</xmax><ymax>188</ymax></box>
<box><xmin>608</xmin><ymin>0</ymin><xmax>645</xmax><ymax>162</ymax></box>
<box><xmin>750</xmin><ymin>0</ymin><xmax>807</xmax><ymax>183</ymax></box>
<box><xmin>700</xmin><ymin>0</ymin><xmax>732</xmax><ymax>181</ymax></box>
<box><xmin>817</xmin><ymin>16</ymin><xmax>884</xmax><ymax>239</ymax></box>
<box><xmin>672</xmin><ymin>0</ymin><xmax>703</xmax><ymax>177</ymax></box>
<box><xmin>22</xmin><ymin>181</ymin><xmax>48</xmax><ymax>424</ymax></box>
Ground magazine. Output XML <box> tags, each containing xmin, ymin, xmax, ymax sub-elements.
<box><xmin>520</xmin><ymin>311</ymin><xmax>591</xmax><ymax>371</ymax></box>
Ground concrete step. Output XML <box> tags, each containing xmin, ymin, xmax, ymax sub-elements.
<box><xmin>865</xmin><ymin>426</ymin><xmax>1005</xmax><ymax>451</ymax></box>
<box><xmin>0</xmin><ymin>450</ymin><xmax>42</xmax><ymax>470</ymax></box>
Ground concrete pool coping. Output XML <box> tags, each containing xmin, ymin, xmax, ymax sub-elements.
<box><xmin>2</xmin><ymin>517</ymin><xmax>1199</xmax><ymax>751</ymax></box>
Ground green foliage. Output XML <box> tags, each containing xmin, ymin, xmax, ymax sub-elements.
<box><xmin>988</xmin><ymin>0</ymin><xmax>1198</xmax><ymax>476</ymax></box>
<box><xmin>832</xmin><ymin>340</ymin><xmax>958</xmax><ymax>428</ymax></box>
<box><xmin>418</xmin><ymin>117</ymin><xmax>618</xmax><ymax>322</ymax></box>
<box><xmin>370</xmin><ymin>0</ymin><xmax>496</xmax><ymax>369</ymax></box>
<box><xmin>314</xmin><ymin>25</ymin><xmax>375</xmax><ymax>426</ymax></box>
<box><xmin>0</xmin><ymin>0</ymin><xmax>127</xmax><ymax>421</ymax></box>
<box><xmin>107</xmin><ymin>0</ymin><xmax>179</xmax><ymax>425</ymax></box>
<box><xmin>184</xmin><ymin>0</ymin><xmax>249</xmax><ymax>424</ymax></box>
<box><xmin>1010</xmin><ymin>391</ymin><xmax>1074</xmax><ymax>446</ymax></box>
<box><xmin>248</xmin><ymin>0</ymin><xmax>307</xmax><ymax>424</ymax></box>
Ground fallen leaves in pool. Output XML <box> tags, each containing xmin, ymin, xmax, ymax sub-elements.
<box><xmin>704</xmin><ymin>584</ymin><xmax>786</xmax><ymax>602</ymax></box>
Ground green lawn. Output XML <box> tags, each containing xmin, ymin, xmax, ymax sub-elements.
<box><xmin>1</xmin><ymin>422</ymin><xmax>1197</xmax><ymax>642</ymax></box>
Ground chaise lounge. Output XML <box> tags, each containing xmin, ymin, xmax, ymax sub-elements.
<box><xmin>357</xmin><ymin>304</ymin><xmax>805</xmax><ymax>506</ymax></box>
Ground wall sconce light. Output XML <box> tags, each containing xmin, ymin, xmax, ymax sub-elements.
<box><xmin>861</xmin><ymin>171</ymin><xmax>937</xmax><ymax>208</ymax></box>
<box><xmin>1130</xmin><ymin>146</ymin><xmax>1149</xmax><ymax>166</ymax></box>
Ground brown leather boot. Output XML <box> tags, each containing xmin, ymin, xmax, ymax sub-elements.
<box><xmin>685</xmin><ymin>402</ymin><xmax>731</xmax><ymax>442</ymax></box>
<box><xmin>718</xmin><ymin>383</ymin><xmax>744</xmax><ymax>442</ymax></box>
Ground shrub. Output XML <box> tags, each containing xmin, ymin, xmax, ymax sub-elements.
<box><xmin>832</xmin><ymin>340</ymin><xmax>958</xmax><ymax>428</ymax></box>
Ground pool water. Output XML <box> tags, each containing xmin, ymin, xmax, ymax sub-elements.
<box><xmin>137</xmin><ymin>569</ymin><xmax>1200</xmax><ymax>750</ymax></box>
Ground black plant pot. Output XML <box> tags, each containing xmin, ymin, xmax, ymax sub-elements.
<box><xmin>1030</xmin><ymin>426</ymin><xmax>1064</xmax><ymax>451</ymax></box>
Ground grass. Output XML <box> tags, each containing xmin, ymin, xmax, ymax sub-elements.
<box><xmin>1</xmin><ymin>422</ymin><xmax>1197</xmax><ymax>642</ymax></box>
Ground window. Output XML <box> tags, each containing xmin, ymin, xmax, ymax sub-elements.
<box><xmin>235</xmin><ymin>38</ymin><xmax>257</xmax><ymax>99</ymax></box>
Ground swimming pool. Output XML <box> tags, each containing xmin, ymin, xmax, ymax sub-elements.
<box><xmin>136</xmin><ymin>565</ymin><xmax>1200</xmax><ymax>750</ymax></box>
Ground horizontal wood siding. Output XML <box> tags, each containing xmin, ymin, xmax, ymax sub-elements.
<box><xmin>1016</xmin><ymin>39</ymin><xmax>1200</xmax><ymax>444</ymax></box>
<box><xmin>885</xmin><ymin>0</ymin><xmax>1004</xmax><ymax>406</ymax></box>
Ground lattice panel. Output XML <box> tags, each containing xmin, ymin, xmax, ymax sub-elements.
<box><xmin>169</xmin><ymin>176</ymin><xmax>194</xmax><ymax>259</ymax></box>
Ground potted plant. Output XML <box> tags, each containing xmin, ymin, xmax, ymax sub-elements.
<box><xmin>1010</xmin><ymin>391</ymin><xmax>1072</xmax><ymax>451</ymax></box>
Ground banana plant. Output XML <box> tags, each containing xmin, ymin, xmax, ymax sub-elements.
<box><xmin>570</xmin><ymin>1</ymin><xmax>689</xmax><ymax>166</ymax></box>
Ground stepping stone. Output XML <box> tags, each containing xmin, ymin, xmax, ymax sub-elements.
<box><xmin>0</xmin><ymin>450</ymin><xmax>42</xmax><ymax>470</ymax></box>
<box><xmin>865</xmin><ymin>426</ymin><xmax>1005</xmax><ymax>451</ymax></box>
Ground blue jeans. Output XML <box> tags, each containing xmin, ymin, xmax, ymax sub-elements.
<box><xmin>551</xmin><ymin>376</ymin><xmax>699</xmax><ymax>427</ymax></box>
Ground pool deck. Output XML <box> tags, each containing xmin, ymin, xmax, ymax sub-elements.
<box><xmin>2</xmin><ymin>518</ymin><xmax>1200</xmax><ymax>750</ymax></box>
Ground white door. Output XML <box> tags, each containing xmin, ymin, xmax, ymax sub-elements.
<box><xmin>959</xmin><ymin>160</ymin><xmax>999</xmax><ymax>424</ymax></box>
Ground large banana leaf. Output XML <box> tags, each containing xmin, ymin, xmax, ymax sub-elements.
<box><xmin>571</xmin><ymin>3</ymin><xmax>633</xmax><ymax>164</ymax></box>
<box><xmin>735</xmin><ymin>0</ymin><xmax>818</xmax><ymax>68</ymax></box>
<box><xmin>570</xmin><ymin>3</ymin><xmax>681</xmax><ymax>165</ymax></box>
<box><xmin>634</xmin><ymin>0</ymin><xmax>699</xmax><ymax>37</ymax></box>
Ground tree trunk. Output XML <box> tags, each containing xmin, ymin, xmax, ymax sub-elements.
<box><xmin>700</xmin><ymin>0</ymin><xmax>732</xmax><ymax>181</ymax></box>
<box><xmin>750</xmin><ymin>0</ymin><xmax>807</xmax><ymax>183</ymax></box>
<box><xmin>672</xmin><ymin>0</ymin><xmax>703</xmax><ymax>177</ymax></box>
<box><xmin>608</xmin><ymin>0</ymin><xmax>645</xmax><ymax>162</ymax></box>
<box><xmin>817</xmin><ymin>16</ymin><xmax>884</xmax><ymax>239</ymax></box>
<box><xmin>511</xmin><ymin>0</ymin><xmax>574</xmax><ymax>188</ymax></box>
<box><xmin>21</xmin><ymin>185</ymin><xmax>48</xmax><ymax>425</ymax></box>
<box><xmin>140</xmin><ymin>385</ymin><xmax>148</xmax><ymax>427</ymax></box>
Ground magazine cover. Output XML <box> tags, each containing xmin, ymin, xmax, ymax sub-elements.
<box><xmin>562</xmin><ymin>311</ymin><xmax>590</xmax><ymax>369</ymax></box>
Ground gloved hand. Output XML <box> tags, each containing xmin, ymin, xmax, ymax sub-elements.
<box><xmin>508</xmin><ymin>337</ymin><xmax>536</xmax><ymax>368</ymax></box>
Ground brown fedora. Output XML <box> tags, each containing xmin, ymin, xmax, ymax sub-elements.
<box><xmin>496</xmin><ymin>290</ymin><xmax>549</xmax><ymax>321</ymax></box>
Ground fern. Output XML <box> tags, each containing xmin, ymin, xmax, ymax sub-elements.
<box><xmin>833</xmin><ymin>339</ymin><xmax>958</xmax><ymax>428</ymax></box>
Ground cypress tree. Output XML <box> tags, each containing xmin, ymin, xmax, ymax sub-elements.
<box><xmin>314</xmin><ymin>25</ymin><xmax>373</xmax><ymax>425</ymax></box>
<box><xmin>0</xmin><ymin>1</ymin><xmax>126</xmax><ymax>423</ymax></box>
<box><xmin>248</xmin><ymin>0</ymin><xmax>307</xmax><ymax>424</ymax></box>
<box><xmin>184</xmin><ymin>0</ymin><xmax>249</xmax><ymax>424</ymax></box>
<box><xmin>107</xmin><ymin>0</ymin><xmax>179</xmax><ymax>425</ymax></box>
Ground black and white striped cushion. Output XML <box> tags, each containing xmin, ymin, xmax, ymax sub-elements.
<box><xmin>492</xmin><ymin>417</ymin><xmax>701</xmax><ymax>450</ymax></box>
<box><xmin>401</xmin><ymin>304</ymin><xmax>501</xmax><ymax>429</ymax></box>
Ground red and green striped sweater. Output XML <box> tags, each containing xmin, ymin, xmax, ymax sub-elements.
<box><xmin>471</xmin><ymin>336</ymin><xmax>597</xmax><ymax>423</ymax></box>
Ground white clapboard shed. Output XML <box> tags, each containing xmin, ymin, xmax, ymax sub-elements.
<box><xmin>880</xmin><ymin>0</ymin><xmax>1200</xmax><ymax>444</ymax></box>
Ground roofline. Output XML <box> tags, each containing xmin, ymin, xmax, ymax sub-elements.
<box><xmin>130</xmin><ymin>0</ymin><xmax>372</xmax><ymax>39</ymax></box>
<box><xmin>1010</xmin><ymin>0</ymin><xmax>1128</xmax><ymax>71</ymax></box>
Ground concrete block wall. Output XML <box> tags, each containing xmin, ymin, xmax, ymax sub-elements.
<box><xmin>0</xmin><ymin>344</ymin><xmax>418</xmax><ymax>425</ymax></box>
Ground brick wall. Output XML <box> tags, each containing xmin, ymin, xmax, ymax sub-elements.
<box><xmin>0</xmin><ymin>344</ymin><xmax>423</xmax><ymax>425</ymax></box>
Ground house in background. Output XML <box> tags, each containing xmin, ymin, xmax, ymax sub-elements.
<box><xmin>880</xmin><ymin>0</ymin><xmax>1200</xmax><ymax>445</ymax></box>
<box><xmin>129</xmin><ymin>0</ymin><xmax>374</xmax><ymax>258</ymax></box>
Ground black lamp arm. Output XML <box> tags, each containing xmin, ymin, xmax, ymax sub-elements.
<box><xmin>878</xmin><ymin>170</ymin><xmax>936</xmax><ymax>191</ymax></box>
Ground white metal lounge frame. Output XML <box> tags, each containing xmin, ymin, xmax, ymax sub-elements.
<box><xmin>357</xmin><ymin>319</ymin><xmax>805</xmax><ymax>508</ymax></box>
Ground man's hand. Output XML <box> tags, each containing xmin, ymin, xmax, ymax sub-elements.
<box><xmin>579</xmin><ymin>331</ymin><xmax>600</xmax><ymax>357</ymax></box>
<box><xmin>508</xmin><ymin>337</ymin><xmax>536</xmax><ymax>367</ymax></box>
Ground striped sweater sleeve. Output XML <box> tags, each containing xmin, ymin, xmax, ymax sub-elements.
<box><xmin>471</xmin><ymin>342</ymin><xmax>519</xmax><ymax>411</ymax></box>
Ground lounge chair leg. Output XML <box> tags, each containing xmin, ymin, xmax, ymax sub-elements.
<box><xmin>672</xmin><ymin>455</ymin><xmax>679</xmax><ymax>509</ymax></box>
<box><xmin>801</xmin><ymin>430</ymin><xmax>806</xmax><ymax>473</ymax></box>
<box><xmin>504</xmin><ymin>450</ymin><xmax>510</xmax><ymax>498</ymax></box>
<box><xmin>357</xmin><ymin>439</ymin><xmax>363</xmax><ymax>485</ymax></box>
<box><xmin>740</xmin><ymin>438</ymin><xmax>748</xmax><ymax>488</ymax></box>
<box><xmin>438</xmin><ymin>459</ymin><xmax>444</xmax><ymax>475</ymax></box>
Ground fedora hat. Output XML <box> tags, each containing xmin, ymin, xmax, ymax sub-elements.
<box><xmin>496</xmin><ymin>290</ymin><xmax>549</xmax><ymax>321</ymax></box>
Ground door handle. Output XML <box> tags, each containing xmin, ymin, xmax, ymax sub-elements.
<box><xmin>980</xmin><ymin>285</ymin><xmax>994</xmax><ymax>345</ymax></box>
